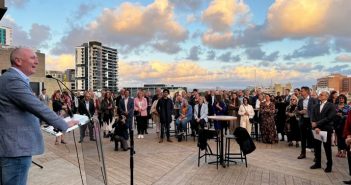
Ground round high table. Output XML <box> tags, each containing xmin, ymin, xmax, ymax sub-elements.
<box><xmin>208</xmin><ymin>115</ymin><xmax>237</xmax><ymax>168</ymax></box>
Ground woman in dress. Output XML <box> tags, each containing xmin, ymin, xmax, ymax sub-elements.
<box><xmin>52</xmin><ymin>90</ymin><xmax>66</xmax><ymax>145</ymax></box>
<box><xmin>260</xmin><ymin>94</ymin><xmax>277</xmax><ymax>144</ymax></box>
<box><xmin>101</xmin><ymin>90</ymin><xmax>114</xmax><ymax>138</ymax></box>
<box><xmin>334</xmin><ymin>94</ymin><xmax>350</xmax><ymax>157</ymax></box>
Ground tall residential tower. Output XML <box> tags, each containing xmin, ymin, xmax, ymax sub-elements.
<box><xmin>75</xmin><ymin>41</ymin><xmax>118</xmax><ymax>93</ymax></box>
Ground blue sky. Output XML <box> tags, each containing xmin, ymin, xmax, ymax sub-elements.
<box><xmin>2</xmin><ymin>0</ymin><xmax>351</xmax><ymax>89</ymax></box>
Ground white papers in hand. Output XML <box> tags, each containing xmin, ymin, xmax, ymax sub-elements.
<box><xmin>312</xmin><ymin>130</ymin><xmax>328</xmax><ymax>143</ymax></box>
<box><xmin>63</xmin><ymin>114</ymin><xmax>90</xmax><ymax>132</ymax></box>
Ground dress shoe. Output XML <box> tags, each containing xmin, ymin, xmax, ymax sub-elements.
<box><xmin>310</xmin><ymin>164</ymin><xmax>321</xmax><ymax>169</ymax></box>
<box><xmin>343</xmin><ymin>180</ymin><xmax>351</xmax><ymax>184</ymax></box>
<box><xmin>90</xmin><ymin>138</ymin><xmax>96</xmax><ymax>141</ymax></box>
<box><xmin>167</xmin><ymin>138</ymin><xmax>173</xmax><ymax>142</ymax></box>
<box><xmin>297</xmin><ymin>154</ymin><xmax>306</xmax><ymax>159</ymax></box>
<box><xmin>324</xmin><ymin>166</ymin><xmax>332</xmax><ymax>173</ymax></box>
<box><xmin>61</xmin><ymin>141</ymin><xmax>67</xmax><ymax>144</ymax></box>
<box><xmin>288</xmin><ymin>142</ymin><xmax>293</xmax><ymax>147</ymax></box>
<box><xmin>78</xmin><ymin>140</ymin><xmax>83</xmax><ymax>143</ymax></box>
<box><xmin>159</xmin><ymin>139</ymin><xmax>163</xmax><ymax>143</ymax></box>
<box><xmin>295</xmin><ymin>143</ymin><xmax>299</xmax><ymax>147</ymax></box>
<box><xmin>114</xmin><ymin>148</ymin><xmax>118</xmax><ymax>151</ymax></box>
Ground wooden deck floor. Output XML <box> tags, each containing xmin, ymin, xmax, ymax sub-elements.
<box><xmin>29</xmin><ymin>128</ymin><xmax>351</xmax><ymax>185</ymax></box>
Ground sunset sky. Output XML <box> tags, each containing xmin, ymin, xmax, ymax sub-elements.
<box><xmin>2</xmin><ymin>0</ymin><xmax>351</xmax><ymax>89</ymax></box>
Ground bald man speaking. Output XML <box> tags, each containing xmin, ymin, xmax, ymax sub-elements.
<box><xmin>0</xmin><ymin>48</ymin><xmax>78</xmax><ymax>185</ymax></box>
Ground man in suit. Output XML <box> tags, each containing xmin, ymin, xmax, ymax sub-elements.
<box><xmin>39</xmin><ymin>88</ymin><xmax>49</xmax><ymax>106</ymax></box>
<box><xmin>310</xmin><ymin>91</ymin><xmax>336</xmax><ymax>172</ymax></box>
<box><xmin>0</xmin><ymin>48</ymin><xmax>78</xmax><ymax>185</ymax></box>
<box><xmin>118</xmin><ymin>90</ymin><xmax>134</xmax><ymax>130</ymax></box>
<box><xmin>156</xmin><ymin>89</ymin><xmax>174</xmax><ymax>143</ymax></box>
<box><xmin>297</xmin><ymin>86</ymin><xmax>318</xmax><ymax>159</ymax></box>
<box><xmin>78</xmin><ymin>91</ymin><xmax>96</xmax><ymax>143</ymax></box>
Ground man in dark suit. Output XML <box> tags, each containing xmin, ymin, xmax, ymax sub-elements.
<box><xmin>0</xmin><ymin>48</ymin><xmax>78</xmax><ymax>185</ymax></box>
<box><xmin>310</xmin><ymin>91</ymin><xmax>336</xmax><ymax>172</ymax></box>
<box><xmin>297</xmin><ymin>86</ymin><xmax>318</xmax><ymax>159</ymax></box>
<box><xmin>156</xmin><ymin>89</ymin><xmax>174</xmax><ymax>143</ymax></box>
<box><xmin>78</xmin><ymin>91</ymin><xmax>96</xmax><ymax>143</ymax></box>
<box><xmin>118</xmin><ymin>90</ymin><xmax>134</xmax><ymax>130</ymax></box>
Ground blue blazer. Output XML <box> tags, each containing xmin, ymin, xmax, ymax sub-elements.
<box><xmin>0</xmin><ymin>68</ymin><xmax>69</xmax><ymax>157</ymax></box>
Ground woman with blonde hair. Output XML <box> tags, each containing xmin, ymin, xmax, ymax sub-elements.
<box><xmin>134</xmin><ymin>90</ymin><xmax>148</xmax><ymax>139</ymax></box>
<box><xmin>150</xmin><ymin>93</ymin><xmax>162</xmax><ymax>139</ymax></box>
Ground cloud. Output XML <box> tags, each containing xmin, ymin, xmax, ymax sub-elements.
<box><xmin>170</xmin><ymin>0</ymin><xmax>206</xmax><ymax>10</ymax></box>
<box><xmin>228</xmin><ymin>0</ymin><xmax>351</xmax><ymax>48</ymax></box>
<box><xmin>284</xmin><ymin>38</ymin><xmax>331</xmax><ymax>60</ymax></box>
<box><xmin>74</xmin><ymin>3</ymin><xmax>97</xmax><ymax>19</ymax></box>
<box><xmin>201</xmin><ymin>0</ymin><xmax>250</xmax><ymax>49</ymax></box>
<box><xmin>119</xmin><ymin>59</ymin><xmax>328</xmax><ymax>89</ymax></box>
<box><xmin>335</xmin><ymin>37</ymin><xmax>351</xmax><ymax>52</ymax></box>
<box><xmin>202</xmin><ymin>31</ymin><xmax>235</xmax><ymax>49</ymax></box>
<box><xmin>217</xmin><ymin>52</ymin><xmax>241</xmax><ymax>63</ymax></box>
<box><xmin>46</xmin><ymin>54</ymin><xmax>75</xmax><ymax>71</ymax></box>
<box><xmin>7</xmin><ymin>0</ymin><xmax>29</xmax><ymax>8</ymax></box>
<box><xmin>186</xmin><ymin>14</ymin><xmax>197</xmax><ymax>24</ymax></box>
<box><xmin>245</xmin><ymin>47</ymin><xmax>279</xmax><ymax>61</ymax></box>
<box><xmin>335</xmin><ymin>54</ymin><xmax>351</xmax><ymax>62</ymax></box>
<box><xmin>266</xmin><ymin>0</ymin><xmax>351</xmax><ymax>38</ymax></box>
<box><xmin>326</xmin><ymin>65</ymin><xmax>351</xmax><ymax>74</ymax></box>
<box><xmin>152</xmin><ymin>41</ymin><xmax>181</xmax><ymax>54</ymax></box>
<box><xmin>202</xmin><ymin>0</ymin><xmax>250</xmax><ymax>32</ymax></box>
<box><xmin>52</xmin><ymin>0</ymin><xmax>188</xmax><ymax>55</ymax></box>
<box><xmin>186</xmin><ymin>46</ymin><xmax>201</xmax><ymax>61</ymax></box>
<box><xmin>1</xmin><ymin>16</ymin><xmax>51</xmax><ymax>49</ymax></box>
<box><xmin>206</xmin><ymin>50</ymin><xmax>216</xmax><ymax>60</ymax></box>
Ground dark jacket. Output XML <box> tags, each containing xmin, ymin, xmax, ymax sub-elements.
<box><xmin>312</xmin><ymin>101</ymin><xmax>336</xmax><ymax>132</ymax></box>
<box><xmin>234</xmin><ymin>127</ymin><xmax>256</xmax><ymax>155</ymax></box>
<box><xmin>112</xmin><ymin>119</ymin><xmax>129</xmax><ymax>140</ymax></box>
<box><xmin>157</xmin><ymin>97</ymin><xmax>174</xmax><ymax>124</ymax></box>
<box><xmin>297</xmin><ymin>96</ymin><xmax>318</xmax><ymax>119</ymax></box>
<box><xmin>78</xmin><ymin>99</ymin><xmax>95</xmax><ymax>118</ymax></box>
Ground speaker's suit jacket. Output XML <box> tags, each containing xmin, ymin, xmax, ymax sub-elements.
<box><xmin>0</xmin><ymin>68</ymin><xmax>68</xmax><ymax>157</ymax></box>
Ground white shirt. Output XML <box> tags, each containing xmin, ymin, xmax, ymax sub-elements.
<box><xmin>85</xmin><ymin>101</ymin><xmax>90</xmax><ymax>112</ymax></box>
<box><xmin>124</xmin><ymin>98</ymin><xmax>129</xmax><ymax>112</ymax></box>
<box><xmin>303</xmin><ymin>95</ymin><xmax>310</xmax><ymax>118</ymax></box>
<box><xmin>320</xmin><ymin>100</ymin><xmax>327</xmax><ymax>113</ymax></box>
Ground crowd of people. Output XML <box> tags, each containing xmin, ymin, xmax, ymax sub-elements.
<box><xmin>39</xmin><ymin>85</ymin><xmax>351</xmax><ymax>183</ymax></box>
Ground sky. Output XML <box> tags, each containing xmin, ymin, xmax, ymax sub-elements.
<box><xmin>2</xmin><ymin>0</ymin><xmax>351</xmax><ymax>90</ymax></box>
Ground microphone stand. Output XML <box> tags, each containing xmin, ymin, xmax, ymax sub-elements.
<box><xmin>46</xmin><ymin>76</ymin><xmax>108</xmax><ymax>185</ymax></box>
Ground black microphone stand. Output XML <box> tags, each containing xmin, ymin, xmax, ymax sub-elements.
<box><xmin>46</xmin><ymin>75</ymin><xmax>108</xmax><ymax>185</ymax></box>
<box><xmin>32</xmin><ymin>161</ymin><xmax>43</xmax><ymax>169</ymax></box>
<box><xmin>129</xmin><ymin>118</ymin><xmax>134</xmax><ymax>185</ymax></box>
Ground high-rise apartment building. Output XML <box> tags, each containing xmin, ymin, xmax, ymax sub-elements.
<box><xmin>64</xmin><ymin>69</ymin><xmax>76</xmax><ymax>91</ymax></box>
<box><xmin>0</xmin><ymin>26</ymin><xmax>12</xmax><ymax>46</ymax></box>
<box><xmin>75</xmin><ymin>41</ymin><xmax>118</xmax><ymax>93</ymax></box>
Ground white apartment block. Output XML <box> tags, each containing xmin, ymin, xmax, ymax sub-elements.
<box><xmin>75</xmin><ymin>41</ymin><xmax>118</xmax><ymax>93</ymax></box>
